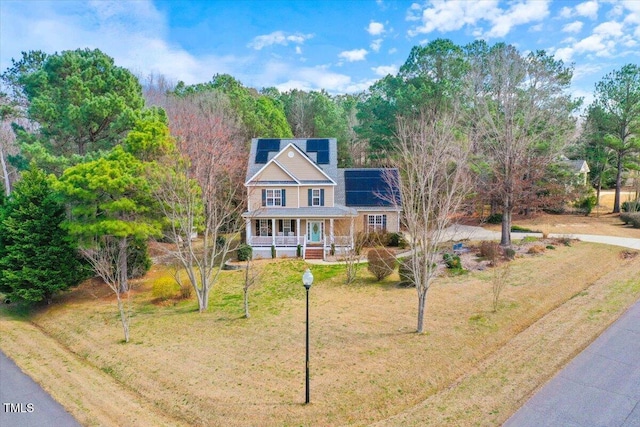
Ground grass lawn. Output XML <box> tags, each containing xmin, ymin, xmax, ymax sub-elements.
<box><xmin>1</xmin><ymin>241</ymin><xmax>640</xmax><ymax>426</ymax></box>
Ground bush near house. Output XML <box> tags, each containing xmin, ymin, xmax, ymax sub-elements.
<box><xmin>367</xmin><ymin>247</ymin><xmax>397</xmax><ymax>281</ymax></box>
<box><xmin>237</xmin><ymin>244</ymin><xmax>252</xmax><ymax>261</ymax></box>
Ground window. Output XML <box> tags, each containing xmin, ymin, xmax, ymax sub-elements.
<box><xmin>312</xmin><ymin>189</ymin><xmax>321</xmax><ymax>206</ymax></box>
<box><xmin>282</xmin><ymin>220</ymin><xmax>293</xmax><ymax>235</ymax></box>
<box><xmin>258</xmin><ymin>219</ymin><xmax>271</xmax><ymax>236</ymax></box>
<box><xmin>261</xmin><ymin>189</ymin><xmax>286</xmax><ymax>207</ymax></box>
<box><xmin>266</xmin><ymin>189</ymin><xmax>282</xmax><ymax>206</ymax></box>
<box><xmin>367</xmin><ymin>214</ymin><xmax>387</xmax><ymax>232</ymax></box>
<box><xmin>308</xmin><ymin>188</ymin><xmax>324</xmax><ymax>206</ymax></box>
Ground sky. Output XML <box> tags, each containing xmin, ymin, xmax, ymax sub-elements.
<box><xmin>1</xmin><ymin>0</ymin><xmax>639</xmax><ymax>107</ymax></box>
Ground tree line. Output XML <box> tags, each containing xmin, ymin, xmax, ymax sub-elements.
<box><xmin>0</xmin><ymin>41</ymin><xmax>638</xmax><ymax>336</ymax></box>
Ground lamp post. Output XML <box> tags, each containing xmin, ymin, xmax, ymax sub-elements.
<box><xmin>302</xmin><ymin>268</ymin><xmax>313</xmax><ymax>404</ymax></box>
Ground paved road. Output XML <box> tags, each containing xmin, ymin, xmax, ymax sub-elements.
<box><xmin>0</xmin><ymin>351</ymin><xmax>81</xmax><ymax>427</ymax></box>
<box><xmin>503</xmin><ymin>301</ymin><xmax>640</xmax><ymax>427</ymax></box>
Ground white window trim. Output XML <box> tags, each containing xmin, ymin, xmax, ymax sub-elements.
<box><xmin>367</xmin><ymin>214</ymin><xmax>386</xmax><ymax>232</ymax></box>
<box><xmin>266</xmin><ymin>189</ymin><xmax>282</xmax><ymax>207</ymax></box>
<box><xmin>311</xmin><ymin>189</ymin><xmax>321</xmax><ymax>207</ymax></box>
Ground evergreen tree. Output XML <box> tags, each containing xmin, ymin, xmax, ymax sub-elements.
<box><xmin>0</xmin><ymin>166</ymin><xmax>86</xmax><ymax>304</ymax></box>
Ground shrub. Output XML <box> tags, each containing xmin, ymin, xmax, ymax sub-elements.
<box><xmin>479</xmin><ymin>241</ymin><xmax>502</xmax><ymax>262</ymax></box>
<box><xmin>443</xmin><ymin>253</ymin><xmax>462</xmax><ymax>269</ymax></box>
<box><xmin>237</xmin><ymin>244</ymin><xmax>252</xmax><ymax>261</ymax></box>
<box><xmin>574</xmin><ymin>192</ymin><xmax>598</xmax><ymax>216</ymax></box>
<box><xmin>271</xmin><ymin>245</ymin><xmax>276</xmax><ymax>258</ymax></box>
<box><xmin>179</xmin><ymin>283</ymin><xmax>193</xmax><ymax>299</ymax></box>
<box><xmin>622</xmin><ymin>199</ymin><xmax>640</xmax><ymax>212</ymax></box>
<box><xmin>504</xmin><ymin>248</ymin><xmax>516</xmax><ymax>259</ymax></box>
<box><xmin>511</xmin><ymin>225</ymin><xmax>538</xmax><ymax>233</ymax></box>
<box><xmin>387</xmin><ymin>232</ymin><xmax>403</xmax><ymax>247</ymax></box>
<box><xmin>546</xmin><ymin>245</ymin><xmax>556</xmax><ymax>250</ymax></box>
<box><xmin>486</xmin><ymin>213</ymin><xmax>503</xmax><ymax>224</ymax></box>
<box><xmin>367</xmin><ymin>247</ymin><xmax>397</xmax><ymax>281</ymax></box>
<box><xmin>527</xmin><ymin>245</ymin><xmax>546</xmax><ymax>254</ymax></box>
<box><xmin>620</xmin><ymin>212</ymin><xmax>640</xmax><ymax>228</ymax></box>
<box><xmin>152</xmin><ymin>277</ymin><xmax>180</xmax><ymax>301</ymax></box>
<box><xmin>126</xmin><ymin>238</ymin><xmax>152</xmax><ymax>279</ymax></box>
<box><xmin>296</xmin><ymin>244</ymin><xmax>302</xmax><ymax>258</ymax></box>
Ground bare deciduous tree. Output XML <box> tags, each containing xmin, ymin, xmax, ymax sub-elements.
<box><xmin>390</xmin><ymin>108</ymin><xmax>470</xmax><ymax>333</ymax></box>
<box><xmin>152</xmin><ymin>92</ymin><xmax>247</xmax><ymax>312</ymax></box>
<box><xmin>491</xmin><ymin>261</ymin><xmax>511</xmax><ymax>312</ymax></box>
<box><xmin>467</xmin><ymin>44</ymin><xmax>577</xmax><ymax>246</ymax></box>
<box><xmin>80</xmin><ymin>236</ymin><xmax>132</xmax><ymax>342</ymax></box>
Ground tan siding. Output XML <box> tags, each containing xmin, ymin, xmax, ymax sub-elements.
<box><xmin>300</xmin><ymin>186</ymin><xmax>334</xmax><ymax>207</ymax></box>
<box><xmin>275</xmin><ymin>149</ymin><xmax>329</xmax><ymax>181</ymax></box>
<box><xmin>247</xmin><ymin>187</ymin><xmax>299</xmax><ymax>210</ymax></box>
<box><xmin>251</xmin><ymin>163</ymin><xmax>294</xmax><ymax>182</ymax></box>
<box><xmin>354</xmin><ymin>211</ymin><xmax>400</xmax><ymax>233</ymax></box>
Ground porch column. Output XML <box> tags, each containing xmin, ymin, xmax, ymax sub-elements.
<box><xmin>350</xmin><ymin>218</ymin><xmax>354</xmax><ymax>249</ymax></box>
<box><xmin>245</xmin><ymin>218</ymin><xmax>252</xmax><ymax>245</ymax></box>
<box><xmin>330</xmin><ymin>218</ymin><xmax>334</xmax><ymax>244</ymax></box>
<box><xmin>271</xmin><ymin>218</ymin><xmax>276</xmax><ymax>246</ymax></box>
<box><xmin>297</xmin><ymin>218</ymin><xmax>301</xmax><ymax>244</ymax></box>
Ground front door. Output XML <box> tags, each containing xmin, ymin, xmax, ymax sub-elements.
<box><xmin>308</xmin><ymin>221</ymin><xmax>323</xmax><ymax>243</ymax></box>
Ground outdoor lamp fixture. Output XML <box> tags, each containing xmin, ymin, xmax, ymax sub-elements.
<box><xmin>302</xmin><ymin>268</ymin><xmax>314</xmax><ymax>404</ymax></box>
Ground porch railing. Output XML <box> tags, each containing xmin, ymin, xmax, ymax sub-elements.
<box><xmin>249</xmin><ymin>236</ymin><xmax>305</xmax><ymax>247</ymax></box>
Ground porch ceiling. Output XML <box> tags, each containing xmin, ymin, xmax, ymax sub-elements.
<box><xmin>243</xmin><ymin>205</ymin><xmax>357</xmax><ymax>218</ymax></box>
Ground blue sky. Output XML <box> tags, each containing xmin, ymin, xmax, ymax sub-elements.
<box><xmin>1</xmin><ymin>0</ymin><xmax>639</xmax><ymax>106</ymax></box>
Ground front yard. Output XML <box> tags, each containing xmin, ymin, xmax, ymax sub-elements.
<box><xmin>2</xmin><ymin>235</ymin><xmax>640</xmax><ymax>426</ymax></box>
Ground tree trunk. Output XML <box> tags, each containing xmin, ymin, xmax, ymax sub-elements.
<box><xmin>501</xmin><ymin>197</ymin><xmax>512</xmax><ymax>247</ymax></box>
<box><xmin>116</xmin><ymin>294</ymin><xmax>130</xmax><ymax>343</ymax></box>
<box><xmin>118</xmin><ymin>237</ymin><xmax>129</xmax><ymax>293</ymax></box>
<box><xmin>244</xmin><ymin>288</ymin><xmax>250</xmax><ymax>318</ymax></box>
<box><xmin>416</xmin><ymin>290</ymin><xmax>427</xmax><ymax>333</ymax></box>
<box><xmin>1</xmin><ymin>146</ymin><xmax>11</xmax><ymax>196</ymax></box>
<box><xmin>613</xmin><ymin>155</ymin><xmax>623</xmax><ymax>213</ymax></box>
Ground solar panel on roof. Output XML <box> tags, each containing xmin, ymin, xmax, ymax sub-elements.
<box><xmin>305</xmin><ymin>139</ymin><xmax>330</xmax><ymax>164</ymax></box>
<box><xmin>255</xmin><ymin>139</ymin><xmax>281</xmax><ymax>164</ymax></box>
<box><xmin>344</xmin><ymin>169</ymin><xmax>401</xmax><ymax>207</ymax></box>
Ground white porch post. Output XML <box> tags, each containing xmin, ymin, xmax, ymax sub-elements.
<box><xmin>297</xmin><ymin>218</ymin><xmax>301</xmax><ymax>243</ymax></box>
<box><xmin>245</xmin><ymin>218</ymin><xmax>252</xmax><ymax>245</ymax></box>
<box><xmin>330</xmin><ymin>218</ymin><xmax>334</xmax><ymax>244</ymax></box>
<box><xmin>350</xmin><ymin>218</ymin><xmax>355</xmax><ymax>249</ymax></box>
<box><xmin>271</xmin><ymin>218</ymin><xmax>276</xmax><ymax>246</ymax></box>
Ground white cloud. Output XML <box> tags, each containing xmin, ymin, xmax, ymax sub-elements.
<box><xmin>367</xmin><ymin>21</ymin><xmax>385</xmax><ymax>35</ymax></box>
<box><xmin>407</xmin><ymin>0</ymin><xmax>550</xmax><ymax>39</ymax></box>
<box><xmin>593</xmin><ymin>21</ymin><xmax>624</xmax><ymax>37</ymax></box>
<box><xmin>338</xmin><ymin>49</ymin><xmax>368</xmax><ymax>62</ymax></box>
<box><xmin>370</xmin><ymin>38</ymin><xmax>383</xmax><ymax>52</ymax></box>
<box><xmin>575</xmin><ymin>1</ymin><xmax>599</xmax><ymax>19</ymax></box>
<box><xmin>248</xmin><ymin>31</ymin><xmax>313</xmax><ymax>50</ymax></box>
<box><xmin>553</xmin><ymin>46</ymin><xmax>575</xmax><ymax>63</ymax></box>
<box><xmin>372</xmin><ymin>65</ymin><xmax>397</xmax><ymax>76</ymax></box>
<box><xmin>562</xmin><ymin>21</ymin><xmax>584</xmax><ymax>33</ymax></box>
<box><xmin>559</xmin><ymin>6</ymin><xmax>573</xmax><ymax>18</ymax></box>
<box><xmin>484</xmin><ymin>0</ymin><xmax>550</xmax><ymax>38</ymax></box>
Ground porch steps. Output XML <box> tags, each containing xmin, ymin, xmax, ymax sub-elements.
<box><xmin>304</xmin><ymin>248</ymin><xmax>324</xmax><ymax>260</ymax></box>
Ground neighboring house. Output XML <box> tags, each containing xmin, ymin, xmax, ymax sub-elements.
<box><xmin>560</xmin><ymin>156</ymin><xmax>590</xmax><ymax>185</ymax></box>
<box><xmin>242</xmin><ymin>138</ymin><xmax>401</xmax><ymax>260</ymax></box>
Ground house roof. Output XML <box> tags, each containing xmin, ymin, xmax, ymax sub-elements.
<box><xmin>245</xmin><ymin>141</ymin><xmax>337</xmax><ymax>186</ymax></box>
<box><xmin>337</xmin><ymin>168</ymin><xmax>402</xmax><ymax>208</ymax></box>
<box><xmin>246</xmin><ymin>138</ymin><xmax>338</xmax><ymax>183</ymax></box>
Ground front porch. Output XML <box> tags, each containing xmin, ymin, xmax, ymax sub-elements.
<box><xmin>245</xmin><ymin>217</ymin><xmax>354</xmax><ymax>260</ymax></box>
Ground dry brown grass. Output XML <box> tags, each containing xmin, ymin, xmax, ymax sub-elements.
<box><xmin>2</xmin><ymin>242</ymin><xmax>640</xmax><ymax>426</ymax></box>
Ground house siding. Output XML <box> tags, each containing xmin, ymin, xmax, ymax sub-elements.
<box><xmin>299</xmin><ymin>186</ymin><xmax>334</xmax><ymax>207</ymax></box>
<box><xmin>253</xmin><ymin>162</ymin><xmax>295</xmax><ymax>181</ymax></box>
<box><xmin>275</xmin><ymin>149</ymin><xmax>329</xmax><ymax>181</ymax></box>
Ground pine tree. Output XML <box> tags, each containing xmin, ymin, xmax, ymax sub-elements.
<box><xmin>0</xmin><ymin>167</ymin><xmax>86</xmax><ymax>304</ymax></box>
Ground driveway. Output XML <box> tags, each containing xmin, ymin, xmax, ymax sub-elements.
<box><xmin>0</xmin><ymin>350</ymin><xmax>81</xmax><ymax>427</ymax></box>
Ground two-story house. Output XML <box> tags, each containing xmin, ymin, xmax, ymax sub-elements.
<box><xmin>242</xmin><ymin>138</ymin><xmax>401</xmax><ymax>260</ymax></box>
